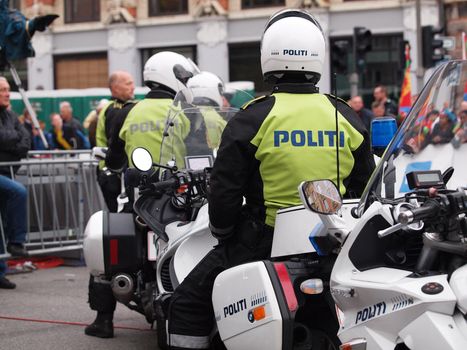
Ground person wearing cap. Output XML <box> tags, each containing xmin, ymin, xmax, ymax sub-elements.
<box><xmin>166</xmin><ymin>9</ymin><xmax>374</xmax><ymax>350</ymax></box>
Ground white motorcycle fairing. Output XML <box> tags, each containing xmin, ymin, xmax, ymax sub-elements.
<box><xmin>332</xmin><ymin>201</ymin><xmax>467</xmax><ymax>349</ymax></box>
<box><xmin>156</xmin><ymin>203</ymin><xmax>216</xmax><ymax>294</ymax></box>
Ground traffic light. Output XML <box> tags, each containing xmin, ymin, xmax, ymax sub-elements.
<box><xmin>353</xmin><ymin>27</ymin><xmax>372</xmax><ymax>72</ymax></box>
<box><xmin>331</xmin><ymin>40</ymin><xmax>349</xmax><ymax>74</ymax></box>
<box><xmin>422</xmin><ymin>25</ymin><xmax>444</xmax><ymax>68</ymax></box>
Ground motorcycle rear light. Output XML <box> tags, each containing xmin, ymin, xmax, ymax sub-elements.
<box><xmin>300</xmin><ymin>278</ymin><xmax>323</xmax><ymax>295</ymax></box>
<box><xmin>252</xmin><ymin>305</ymin><xmax>266</xmax><ymax>321</ymax></box>
<box><xmin>340</xmin><ymin>338</ymin><xmax>367</xmax><ymax>350</ymax></box>
<box><xmin>110</xmin><ymin>239</ymin><xmax>118</xmax><ymax>265</ymax></box>
<box><xmin>273</xmin><ymin>262</ymin><xmax>298</xmax><ymax>312</ymax></box>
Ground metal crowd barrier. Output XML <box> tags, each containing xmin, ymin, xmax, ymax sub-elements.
<box><xmin>0</xmin><ymin>150</ymin><xmax>105</xmax><ymax>260</ymax></box>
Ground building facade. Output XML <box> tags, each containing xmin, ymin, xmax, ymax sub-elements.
<box><xmin>12</xmin><ymin>0</ymin><xmax>444</xmax><ymax>100</ymax></box>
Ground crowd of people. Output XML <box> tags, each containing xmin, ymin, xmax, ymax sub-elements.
<box><xmin>402</xmin><ymin>100</ymin><xmax>467</xmax><ymax>153</ymax></box>
<box><xmin>17</xmin><ymin>98</ymin><xmax>101</xmax><ymax>151</ymax></box>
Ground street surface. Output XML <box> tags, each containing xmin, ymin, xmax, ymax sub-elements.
<box><xmin>0</xmin><ymin>264</ymin><xmax>158</xmax><ymax>350</ymax></box>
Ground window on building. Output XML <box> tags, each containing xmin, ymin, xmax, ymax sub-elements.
<box><xmin>330</xmin><ymin>34</ymin><xmax>404</xmax><ymax>108</ymax></box>
<box><xmin>141</xmin><ymin>46</ymin><xmax>196</xmax><ymax>83</ymax></box>
<box><xmin>64</xmin><ymin>0</ymin><xmax>100</xmax><ymax>23</ymax></box>
<box><xmin>458</xmin><ymin>2</ymin><xmax>467</xmax><ymax>18</ymax></box>
<box><xmin>9</xmin><ymin>0</ymin><xmax>20</xmax><ymax>10</ymax></box>
<box><xmin>241</xmin><ymin>0</ymin><xmax>284</xmax><ymax>9</ymax></box>
<box><xmin>149</xmin><ymin>0</ymin><xmax>188</xmax><ymax>16</ymax></box>
<box><xmin>229</xmin><ymin>42</ymin><xmax>271</xmax><ymax>95</ymax></box>
<box><xmin>54</xmin><ymin>53</ymin><xmax>108</xmax><ymax>89</ymax></box>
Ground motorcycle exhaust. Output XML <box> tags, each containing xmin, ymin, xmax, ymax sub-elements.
<box><xmin>111</xmin><ymin>274</ymin><xmax>135</xmax><ymax>304</ymax></box>
<box><xmin>293</xmin><ymin>322</ymin><xmax>313</xmax><ymax>350</ymax></box>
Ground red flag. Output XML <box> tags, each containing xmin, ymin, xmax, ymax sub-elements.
<box><xmin>398</xmin><ymin>42</ymin><xmax>412</xmax><ymax>120</ymax></box>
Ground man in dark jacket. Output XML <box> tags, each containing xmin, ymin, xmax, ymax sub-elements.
<box><xmin>0</xmin><ymin>76</ymin><xmax>30</xmax><ymax>289</ymax></box>
<box><xmin>0</xmin><ymin>77</ymin><xmax>30</xmax><ymax>173</ymax></box>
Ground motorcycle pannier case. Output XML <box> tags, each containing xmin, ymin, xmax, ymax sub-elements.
<box><xmin>212</xmin><ymin>261</ymin><xmax>292</xmax><ymax>350</ymax></box>
<box><xmin>84</xmin><ymin>211</ymin><xmax>144</xmax><ymax>277</ymax></box>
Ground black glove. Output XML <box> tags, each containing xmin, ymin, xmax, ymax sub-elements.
<box><xmin>28</xmin><ymin>14</ymin><xmax>59</xmax><ymax>37</ymax></box>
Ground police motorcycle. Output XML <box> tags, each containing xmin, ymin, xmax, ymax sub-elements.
<box><xmin>315</xmin><ymin>60</ymin><xmax>467</xmax><ymax>350</ymax></box>
<box><xmin>83</xmin><ymin>86</ymin><xmax>252</xmax><ymax>332</ymax></box>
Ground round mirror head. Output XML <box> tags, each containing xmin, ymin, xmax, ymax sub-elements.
<box><xmin>131</xmin><ymin>147</ymin><xmax>153</xmax><ymax>172</ymax></box>
<box><xmin>300</xmin><ymin>180</ymin><xmax>342</xmax><ymax>214</ymax></box>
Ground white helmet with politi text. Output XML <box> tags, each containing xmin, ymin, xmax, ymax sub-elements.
<box><xmin>261</xmin><ymin>9</ymin><xmax>325</xmax><ymax>84</ymax></box>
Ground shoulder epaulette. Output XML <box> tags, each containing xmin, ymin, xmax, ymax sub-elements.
<box><xmin>325</xmin><ymin>94</ymin><xmax>350</xmax><ymax>106</ymax></box>
<box><xmin>241</xmin><ymin>95</ymin><xmax>268</xmax><ymax>110</ymax></box>
<box><xmin>124</xmin><ymin>99</ymin><xmax>137</xmax><ymax>106</ymax></box>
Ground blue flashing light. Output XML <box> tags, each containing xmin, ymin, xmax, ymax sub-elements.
<box><xmin>371</xmin><ymin>117</ymin><xmax>398</xmax><ymax>148</ymax></box>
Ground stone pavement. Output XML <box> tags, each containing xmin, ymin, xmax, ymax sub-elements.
<box><xmin>0</xmin><ymin>264</ymin><xmax>158</xmax><ymax>350</ymax></box>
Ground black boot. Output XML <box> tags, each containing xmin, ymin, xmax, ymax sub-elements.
<box><xmin>84</xmin><ymin>312</ymin><xmax>114</xmax><ymax>338</ymax></box>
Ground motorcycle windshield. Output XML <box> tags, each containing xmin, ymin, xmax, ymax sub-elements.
<box><xmin>358</xmin><ymin>60</ymin><xmax>467</xmax><ymax>215</ymax></box>
<box><xmin>159</xmin><ymin>87</ymin><xmax>253</xmax><ymax>170</ymax></box>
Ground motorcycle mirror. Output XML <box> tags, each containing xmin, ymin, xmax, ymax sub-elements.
<box><xmin>299</xmin><ymin>180</ymin><xmax>342</xmax><ymax>215</ymax></box>
<box><xmin>131</xmin><ymin>147</ymin><xmax>153</xmax><ymax>172</ymax></box>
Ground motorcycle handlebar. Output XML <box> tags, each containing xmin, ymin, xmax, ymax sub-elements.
<box><xmin>397</xmin><ymin>190</ymin><xmax>467</xmax><ymax>225</ymax></box>
<box><xmin>398</xmin><ymin>201</ymin><xmax>440</xmax><ymax>225</ymax></box>
<box><xmin>149</xmin><ymin>177</ymin><xmax>179</xmax><ymax>192</ymax></box>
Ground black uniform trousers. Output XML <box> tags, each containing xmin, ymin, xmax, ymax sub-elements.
<box><xmin>167</xmin><ymin>216</ymin><xmax>274</xmax><ymax>350</ymax></box>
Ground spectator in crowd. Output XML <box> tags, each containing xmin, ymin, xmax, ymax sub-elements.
<box><xmin>373</xmin><ymin>85</ymin><xmax>398</xmax><ymax>116</ymax></box>
<box><xmin>0</xmin><ymin>76</ymin><xmax>30</xmax><ymax>289</ymax></box>
<box><xmin>49</xmin><ymin>113</ymin><xmax>90</xmax><ymax>150</ymax></box>
<box><xmin>84</xmin><ymin>98</ymin><xmax>109</xmax><ymax>148</ymax></box>
<box><xmin>452</xmin><ymin>110</ymin><xmax>467</xmax><ymax>148</ymax></box>
<box><xmin>428</xmin><ymin>110</ymin><xmax>454</xmax><ymax>145</ymax></box>
<box><xmin>350</xmin><ymin>95</ymin><xmax>374</xmax><ymax>132</ymax></box>
<box><xmin>59</xmin><ymin>101</ymin><xmax>85</xmax><ymax>134</ymax></box>
<box><xmin>371</xmin><ymin>101</ymin><xmax>386</xmax><ymax>118</ymax></box>
<box><xmin>32</xmin><ymin>120</ymin><xmax>52</xmax><ymax>151</ymax></box>
<box><xmin>19</xmin><ymin>108</ymin><xmax>36</xmax><ymax>149</ymax></box>
<box><xmin>460</xmin><ymin>100</ymin><xmax>467</xmax><ymax>113</ymax></box>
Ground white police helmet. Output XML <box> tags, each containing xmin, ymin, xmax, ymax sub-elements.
<box><xmin>187</xmin><ymin>71</ymin><xmax>225</xmax><ymax>107</ymax></box>
<box><xmin>143</xmin><ymin>51</ymin><xmax>200</xmax><ymax>93</ymax></box>
<box><xmin>261</xmin><ymin>9</ymin><xmax>325</xmax><ymax>83</ymax></box>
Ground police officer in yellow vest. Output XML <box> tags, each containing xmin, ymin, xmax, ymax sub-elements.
<box><xmin>85</xmin><ymin>71</ymin><xmax>135</xmax><ymax>339</ymax></box>
<box><xmin>105</xmin><ymin>51</ymin><xmax>198</xmax><ymax>172</ymax></box>
<box><xmin>167</xmin><ymin>9</ymin><xmax>375</xmax><ymax>350</ymax></box>
<box><xmin>185</xmin><ymin>71</ymin><xmax>227</xmax><ymax>155</ymax></box>
<box><xmin>84</xmin><ymin>53</ymin><xmax>198</xmax><ymax>340</ymax></box>
<box><xmin>95</xmin><ymin>70</ymin><xmax>135</xmax><ymax>213</ymax></box>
